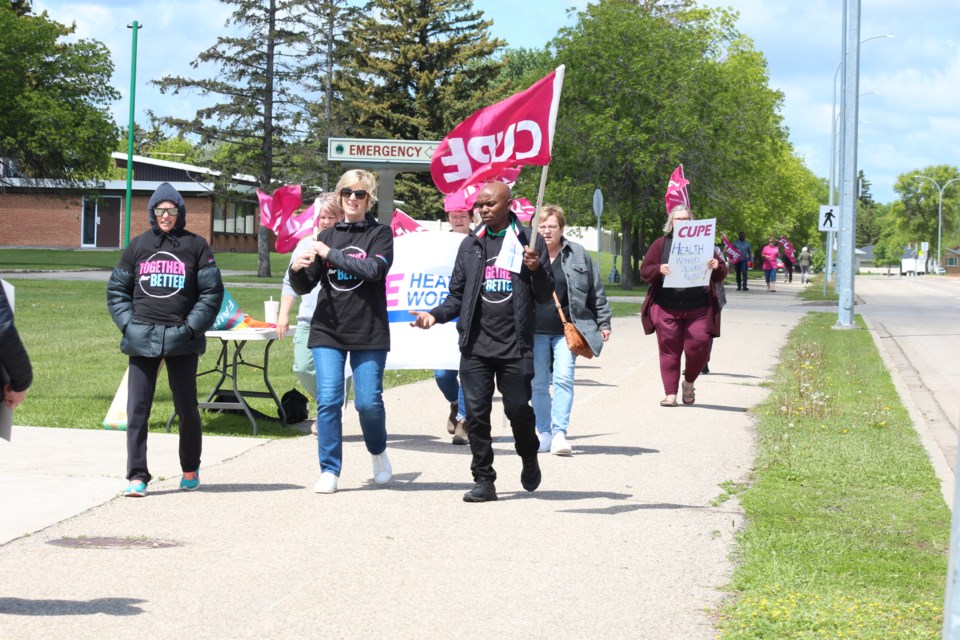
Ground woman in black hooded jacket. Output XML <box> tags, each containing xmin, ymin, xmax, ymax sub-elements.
<box><xmin>106</xmin><ymin>182</ymin><xmax>223</xmax><ymax>497</ymax></box>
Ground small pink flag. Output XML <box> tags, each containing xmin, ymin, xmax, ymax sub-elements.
<box><xmin>720</xmin><ymin>232</ymin><xmax>742</xmax><ymax>263</ymax></box>
<box><xmin>390</xmin><ymin>209</ymin><xmax>428</xmax><ymax>237</ymax></box>
<box><xmin>664</xmin><ymin>165</ymin><xmax>690</xmax><ymax>214</ymax></box>
<box><xmin>778</xmin><ymin>236</ymin><xmax>796</xmax><ymax>262</ymax></box>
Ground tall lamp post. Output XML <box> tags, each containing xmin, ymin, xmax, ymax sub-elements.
<box><xmin>915</xmin><ymin>175</ymin><xmax>960</xmax><ymax>274</ymax></box>
<box><xmin>827</xmin><ymin>34</ymin><xmax>891</xmax><ymax>286</ymax></box>
<box><xmin>123</xmin><ymin>21</ymin><xmax>141</xmax><ymax>249</ymax></box>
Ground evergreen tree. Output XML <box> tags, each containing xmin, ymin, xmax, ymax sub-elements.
<box><xmin>152</xmin><ymin>0</ymin><xmax>317</xmax><ymax>277</ymax></box>
<box><xmin>338</xmin><ymin>0</ymin><xmax>505</xmax><ymax>218</ymax></box>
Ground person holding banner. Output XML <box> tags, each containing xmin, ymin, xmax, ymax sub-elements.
<box><xmin>0</xmin><ymin>282</ymin><xmax>31</xmax><ymax>411</ymax></box>
<box><xmin>640</xmin><ymin>205</ymin><xmax>727</xmax><ymax>407</ymax></box>
<box><xmin>733</xmin><ymin>231</ymin><xmax>752</xmax><ymax>291</ymax></box>
<box><xmin>107</xmin><ymin>182</ymin><xmax>225</xmax><ymax>497</ymax></box>
<box><xmin>434</xmin><ymin>209</ymin><xmax>472</xmax><ymax>445</ymax></box>
<box><xmin>409</xmin><ymin>182</ymin><xmax>554</xmax><ymax>503</ymax></box>
<box><xmin>277</xmin><ymin>193</ymin><xmax>344</xmax><ymax>436</ymax></box>
<box><xmin>289</xmin><ymin>169</ymin><xmax>394</xmax><ymax>495</ymax></box>
<box><xmin>532</xmin><ymin>204</ymin><xmax>611</xmax><ymax>455</ymax></box>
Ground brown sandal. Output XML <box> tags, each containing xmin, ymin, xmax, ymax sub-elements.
<box><xmin>682</xmin><ymin>382</ymin><xmax>695</xmax><ymax>405</ymax></box>
<box><xmin>660</xmin><ymin>395</ymin><xmax>678</xmax><ymax>407</ymax></box>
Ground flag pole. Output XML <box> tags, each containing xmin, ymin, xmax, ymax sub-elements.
<box><xmin>530</xmin><ymin>64</ymin><xmax>565</xmax><ymax>241</ymax></box>
<box><xmin>530</xmin><ymin>163</ymin><xmax>550</xmax><ymax>240</ymax></box>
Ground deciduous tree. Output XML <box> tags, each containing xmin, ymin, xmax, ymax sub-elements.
<box><xmin>0</xmin><ymin>4</ymin><xmax>119</xmax><ymax>186</ymax></box>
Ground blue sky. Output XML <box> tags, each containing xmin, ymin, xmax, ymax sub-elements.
<box><xmin>33</xmin><ymin>0</ymin><xmax>960</xmax><ymax>204</ymax></box>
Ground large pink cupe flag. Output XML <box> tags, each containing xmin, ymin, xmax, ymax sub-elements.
<box><xmin>257</xmin><ymin>184</ymin><xmax>320</xmax><ymax>253</ymax></box>
<box><xmin>664</xmin><ymin>165</ymin><xmax>690</xmax><ymax>214</ymax></box>
<box><xmin>390</xmin><ymin>209</ymin><xmax>428</xmax><ymax>237</ymax></box>
<box><xmin>443</xmin><ymin>167</ymin><xmax>522</xmax><ymax>212</ymax></box>
<box><xmin>431</xmin><ymin>66</ymin><xmax>565</xmax><ymax>195</ymax></box>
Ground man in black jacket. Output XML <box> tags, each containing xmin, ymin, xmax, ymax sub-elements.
<box><xmin>410</xmin><ymin>182</ymin><xmax>554</xmax><ymax>502</ymax></box>
<box><xmin>0</xmin><ymin>282</ymin><xmax>31</xmax><ymax>411</ymax></box>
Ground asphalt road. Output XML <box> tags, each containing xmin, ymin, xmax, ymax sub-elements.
<box><xmin>855</xmin><ymin>274</ymin><xmax>960</xmax><ymax>493</ymax></box>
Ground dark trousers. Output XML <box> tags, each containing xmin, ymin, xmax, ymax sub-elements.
<box><xmin>785</xmin><ymin>260</ymin><xmax>794</xmax><ymax>283</ymax></box>
<box><xmin>126</xmin><ymin>354</ymin><xmax>201</xmax><ymax>483</ymax></box>
<box><xmin>460</xmin><ymin>353</ymin><xmax>539</xmax><ymax>483</ymax></box>
<box><xmin>735</xmin><ymin>261</ymin><xmax>749</xmax><ymax>289</ymax></box>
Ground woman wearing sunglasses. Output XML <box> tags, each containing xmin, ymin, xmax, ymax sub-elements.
<box><xmin>289</xmin><ymin>169</ymin><xmax>394</xmax><ymax>494</ymax></box>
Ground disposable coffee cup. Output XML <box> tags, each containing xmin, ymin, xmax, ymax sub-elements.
<box><xmin>264</xmin><ymin>299</ymin><xmax>279</xmax><ymax>325</ymax></box>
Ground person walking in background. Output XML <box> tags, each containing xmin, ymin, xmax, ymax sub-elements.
<box><xmin>779</xmin><ymin>234</ymin><xmax>797</xmax><ymax>284</ymax></box>
<box><xmin>289</xmin><ymin>169</ymin><xmax>394</xmax><ymax>495</ymax></box>
<box><xmin>277</xmin><ymin>193</ymin><xmax>344</xmax><ymax>436</ymax></box>
<box><xmin>761</xmin><ymin>237</ymin><xmax>780</xmax><ymax>292</ymax></box>
<box><xmin>798</xmin><ymin>246</ymin><xmax>812</xmax><ymax>284</ymax></box>
<box><xmin>107</xmin><ymin>182</ymin><xmax>224</xmax><ymax>497</ymax></box>
<box><xmin>532</xmin><ymin>204</ymin><xmax>612</xmax><ymax>456</ymax></box>
<box><xmin>409</xmin><ymin>182</ymin><xmax>554</xmax><ymax>503</ymax></box>
<box><xmin>0</xmin><ymin>282</ymin><xmax>32</xmax><ymax>411</ymax></box>
<box><xmin>640</xmin><ymin>205</ymin><xmax>727</xmax><ymax>407</ymax></box>
<box><xmin>434</xmin><ymin>208</ymin><xmax>472</xmax><ymax>445</ymax></box>
<box><xmin>732</xmin><ymin>231</ymin><xmax>752</xmax><ymax>291</ymax></box>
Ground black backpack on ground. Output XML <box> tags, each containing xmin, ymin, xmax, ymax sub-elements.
<box><xmin>280</xmin><ymin>388</ymin><xmax>309</xmax><ymax>424</ymax></box>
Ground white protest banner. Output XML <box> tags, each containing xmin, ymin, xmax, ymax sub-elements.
<box><xmin>384</xmin><ymin>231</ymin><xmax>463</xmax><ymax>371</ymax></box>
<box><xmin>663</xmin><ymin>218</ymin><xmax>716</xmax><ymax>288</ymax></box>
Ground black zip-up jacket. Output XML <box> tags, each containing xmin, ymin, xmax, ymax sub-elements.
<box><xmin>0</xmin><ymin>283</ymin><xmax>31</xmax><ymax>393</ymax></box>
<box><xmin>430</xmin><ymin>222</ymin><xmax>554</xmax><ymax>354</ymax></box>
<box><xmin>289</xmin><ymin>213</ymin><xmax>393</xmax><ymax>351</ymax></box>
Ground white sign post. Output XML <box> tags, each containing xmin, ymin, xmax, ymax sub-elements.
<box><xmin>663</xmin><ymin>218</ymin><xmax>716</xmax><ymax>288</ymax></box>
<box><xmin>593</xmin><ymin>189</ymin><xmax>603</xmax><ymax>268</ymax></box>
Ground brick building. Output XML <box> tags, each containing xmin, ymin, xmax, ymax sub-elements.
<box><xmin>0</xmin><ymin>153</ymin><xmax>260</xmax><ymax>252</ymax></box>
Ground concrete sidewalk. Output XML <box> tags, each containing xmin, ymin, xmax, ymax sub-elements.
<box><xmin>0</xmin><ymin>283</ymin><xmax>808</xmax><ymax>639</ymax></box>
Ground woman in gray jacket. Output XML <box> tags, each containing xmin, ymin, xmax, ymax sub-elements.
<box><xmin>532</xmin><ymin>204</ymin><xmax>612</xmax><ymax>455</ymax></box>
<box><xmin>106</xmin><ymin>183</ymin><xmax>223</xmax><ymax>497</ymax></box>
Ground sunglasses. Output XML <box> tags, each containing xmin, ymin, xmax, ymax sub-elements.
<box><xmin>154</xmin><ymin>207</ymin><xmax>179</xmax><ymax>217</ymax></box>
<box><xmin>340</xmin><ymin>188</ymin><xmax>369</xmax><ymax>199</ymax></box>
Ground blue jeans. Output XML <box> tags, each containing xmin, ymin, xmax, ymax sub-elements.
<box><xmin>311</xmin><ymin>347</ymin><xmax>388</xmax><ymax>476</ymax></box>
<box><xmin>434</xmin><ymin>369</ymin><xmax>465</xmax><ymax>421</ymax></box>
<box><xmin>532</xmin><ymin>333</ymin><xmax>576</xmax><ymax>434</ymax></box>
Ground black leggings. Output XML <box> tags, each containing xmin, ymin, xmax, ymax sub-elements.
<box><xmin>126</xmin><ymin>353</ymin><xmax>201</xmax><ymax>482</ymax></box>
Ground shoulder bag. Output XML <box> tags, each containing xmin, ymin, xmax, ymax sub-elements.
<box><xmin>553</xmin><ymin>292</ymin><xmax>593</xmax><ymax>359</ymax></box>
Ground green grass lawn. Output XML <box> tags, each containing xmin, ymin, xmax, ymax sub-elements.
<box><xmin>7</xmin><ymin>275</ymin><xmax>640</xmax><ymax>437</ymax></box>
<box><xmin>717</xmin><ymin>312</ymin><xmax>948</xmax><ymax>638</ymax></box>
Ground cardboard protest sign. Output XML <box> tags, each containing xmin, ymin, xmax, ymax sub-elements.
<box><xmin>663</xmin><ymin>218</ymin><xmax>717</xmax><ymax>289</ymax></box>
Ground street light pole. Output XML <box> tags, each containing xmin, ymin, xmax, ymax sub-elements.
<box><xmin>827</xmin><ymin>34</ymin><xmax>891</xmax><ymax>287</ymax></box>
<box><xmin>915</xmin><ymin>175</ymin><xmax>960</xmax><ymax>274</ymax></box>
<box><xmin>835</xmin><ymin>0</ymin><xmax>861</xmax><ymax>329</ymax></box>
<box><xmin>124</xmin><ymin>21</ymin><xmax>142</xmax><ymax>249</ymax></box>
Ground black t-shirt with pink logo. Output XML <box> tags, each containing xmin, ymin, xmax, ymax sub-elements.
<box><xmin>471</xmin><ymin>234</ymin><xmax>520</xmax><ymax>359</ymax></box>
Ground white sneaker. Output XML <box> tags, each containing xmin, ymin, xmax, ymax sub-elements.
<box><xmin>372</xmin><ymin>451</ymin><xmax>392</xmax><ymax>484</ymax></box>
<box><xmin>314</xmin><ymin>472</ymin><xmax>338</xmax><ymax>494</ymax></box>
<box><xmin>537</xmin><ymin>431</ymin><xmax>552</xmax><ymax>453</ymax></box>
<box><xmin>550</xmin><ymin>431</ymin><xmax>572</xmax><ymax>455</ymax></box>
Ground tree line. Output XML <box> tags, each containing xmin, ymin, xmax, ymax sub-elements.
<box><xmin>4</xmin><ymin>0</ymin><xmax>957</xmax><ymax>281</ymax></box>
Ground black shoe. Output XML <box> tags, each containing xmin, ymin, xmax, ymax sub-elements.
<box><xmin>701</xmin><ymin>363</ymin><xmax>710</xmax><ymax>374</ymax></box>
<box><xmin>463</xmin><ymin>481</ymin><xmax>497</xmax><ymax>503</ymax></box>
<box><xmin>743</xmin><ymin>287</ymin><xmax>749</xmax><ymax>291</ymax></box>
<box><xmin>520</xmin><ymin>456</ymin><xmax>541</xmax><ymax>492</ymax></box>
<box><xmin>736</xmin><ymin>286</ymin><xmax>742</xmax><ymax>290</ymax></box>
